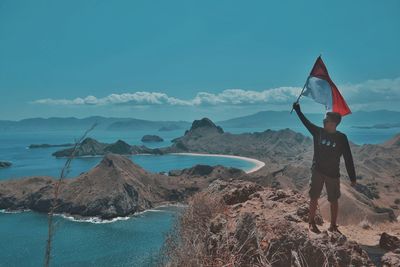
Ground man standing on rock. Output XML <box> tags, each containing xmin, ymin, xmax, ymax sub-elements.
<box><xmin>292</xmin><ymin>102</ymin><xmax>357</xmax><ymax>234</ymax></box>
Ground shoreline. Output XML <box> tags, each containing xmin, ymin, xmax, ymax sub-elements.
<box><xmin>169</xmin><ymin>152</ymin><xmax>265</xmax><ymax>174</ymax></box>
<box><xmin>0</xmin><ymin>203</ymin><xmax>188</xmax><ymax>224</ymax></box>
<box><xmin>54</xmin><ymin>152</ymin><xmax>266</xmax><ymax>174</ymax></box>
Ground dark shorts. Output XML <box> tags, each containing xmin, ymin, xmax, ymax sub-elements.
<box><xmin>309</xmin><ymin>168</ymin><xmax>341</xmax><ymax>202</ymax></box>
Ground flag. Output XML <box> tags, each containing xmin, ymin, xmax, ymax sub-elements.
<box><xmin>301</xmin><ymin>56</ymin><xmax>351</xmax><ymax>116</ymax></box>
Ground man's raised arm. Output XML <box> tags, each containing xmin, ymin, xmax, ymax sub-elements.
<box><xmin>292</xmin><ymin>102</ymin><xmax>319</xmax><ymax>136</ymax></box>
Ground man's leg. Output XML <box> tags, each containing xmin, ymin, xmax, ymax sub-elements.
<box><xmin>330</xmin><ymin>200</ymin><xmax>338</xmax><ymax>227</ymax></box>
<box><xmin>309</xmin><ymin>197</ymin><xmax>319</xmax><ymax>224</ymax></box>
<box><xmin>326</xmin><ymin>176</ymin><xmax>342</xmax><ymax>233</ymax></box>
<box><xmin>308</xmin><ymin>169</ymin><xmax>324</xmax><ymax>233</ymax></box>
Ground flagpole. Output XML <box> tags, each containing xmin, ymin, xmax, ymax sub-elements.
<box><xmin>290</xmin><ymin>77</ymin><xmax>309</xmax><ymax>114</ymax></box>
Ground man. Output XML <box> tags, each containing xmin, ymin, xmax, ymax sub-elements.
<box><xmin>292</xmin><ymin>102</ymin><xmax>356</xmax><ymax>234</ymax></box>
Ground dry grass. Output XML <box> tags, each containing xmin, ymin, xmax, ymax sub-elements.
<box><xmin>159</xmin><ymin>191</ymin><xmax>271</xmax><ymax>267</ymax></box>
<box><xmin>160</xmin><ymin>191</ymin><xmax>226</xmax><ymax>266</ymax></box>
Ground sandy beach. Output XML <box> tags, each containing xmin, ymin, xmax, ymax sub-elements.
<box><xmin>169</xmin><ymin>152</ymin><xmax>265</xmax><ymax>174</ymax></box>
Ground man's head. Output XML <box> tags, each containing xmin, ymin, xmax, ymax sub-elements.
<box><xmin>323</xmin><ymin>112</ymin><xmax>341</xmax><ymax>132</ymax></box>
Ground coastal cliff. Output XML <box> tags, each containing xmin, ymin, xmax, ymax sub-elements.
<box><xmin>0</xmin><ymin>154</ymin><xmax>245</xmax><ymax>219</ymax></box>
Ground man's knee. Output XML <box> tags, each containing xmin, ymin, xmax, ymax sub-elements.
<box><xmin>328</xmin><ymin>198</ymin><xmax>338</xmax><ymax>204</ymax></box>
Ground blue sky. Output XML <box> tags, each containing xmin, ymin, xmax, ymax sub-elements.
<box><xmin>0</xmin><ymin>0</ymin><xmax>399</xmax><ymax>121</ymax></box>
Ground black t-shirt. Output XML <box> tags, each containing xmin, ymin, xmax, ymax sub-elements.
<box><xmin>295</xmin><ymin>109</ymin><xmax>356</xmax><ymax>182</ymax></box>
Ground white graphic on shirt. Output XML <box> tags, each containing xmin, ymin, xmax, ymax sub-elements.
<box><xmin>320</xmin><ymin>139</ymin><xmax>336</xmax><ymax>148</ymax></box>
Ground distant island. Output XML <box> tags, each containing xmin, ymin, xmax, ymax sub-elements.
<box><xmin>29</xmin><ymin>143</ymin><xmax>74</xmax><ymax>149</ymax></box>
<box><xmin>51</xmin><ymin>138</ymin><xmax>163</xmax><ymax>157</ymax></box>
<box><xmin>141</xmin><ymin>134</ymin><xmax>164</xmax><ymax>142</ymax></box>
<box><xmin>1</xmin><ymin>110</ymin><xmax>399</xmax><ymax>131</ymax></box>
<box><xmin>353</xmin><ymin>122</ymin><xmax>400</xmax><ymax>129</ymax></box>
<box><xmin>0</xmin><ymin>161</ymin><xmax>12</xmax><ymax>168</ymax></box>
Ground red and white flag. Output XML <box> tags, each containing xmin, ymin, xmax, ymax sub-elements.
<box><xmin>301</xmin><ymin>56</ymin><xmax>351</xmax><ymax>116</ymax></box>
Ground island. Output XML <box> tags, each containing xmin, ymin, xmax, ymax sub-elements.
<box><xmin>0</xmin><ymin>161</ymin><xmax>12</xmax><ymax>168</ymax></box>
<box><xmin>141</xmin><ymin>134</ymin><xmax>164</xmax><ymax>142</ymax></box>
<box><xmin>0</xmin><ymin>153</ymin><xmax>247</xmax><ymax>219</ymax></box>
<box><xmin>29</xmin><ymin>143</ymin><xmax>74</xmax><ymax>149</ymax></box>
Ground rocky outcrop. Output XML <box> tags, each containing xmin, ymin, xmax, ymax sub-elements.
<box><xmin>163</xmin><ymin>118</ymin><xmax>310</xmax><ymax>158</ymax></box>
<box><xmin>380</xmin><ymin>232</ymin><xmax>400</xmax><ymax>252</ymax></box>
<box><xmin>0</xmin><ymin>154</ymin><xmax>245</xmax><ymax>219</ymax></box>
<box><xmin>141</xmin><ymin>135</ymin><xmax>164</xmax><ymax>142</ymax></box>
<box><xmin>380</xmin><ymin>232</ymin><xmax>400</xmax><ymax>266</ymax></box>
<box><xmin>168</xmin><ymin>164</ymin><xmax>245</xmax><ymax>179</ymax></box>
<box><xmin>104</xmin><ymin>140</ymin><xmax>132</xmax><ymax>154</ymax></box>
<box><xmin>52</xmin><ymin>137</ymin><xmax>106</xmax><ymax>157</ymax></box>
<box><xmin>0</xmin><ymin>161</ymin><xmax>12</xmax><ymax>168</ymax></box>
<box><xmin>0</xmin><ymin>154</ymin><xmax>161</xmax><ymax>218</ymax></box>
<box><xmin>166</xmin><ymin>179</ymin><xmax>374</xmax><ymax>266</ymax></box>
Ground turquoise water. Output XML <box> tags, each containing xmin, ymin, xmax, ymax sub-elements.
<box><xmin>0</xmin><ymin>127</ymin><xmax>397</xmax><ymax>266</ymax></box>
<box><xmin>0</xmin><ymin>129</ymin><xmax>255</xmax><ymax>267</ymax></box>
<box><xmin>0</xmin><ymin>206</ymin><xmax>181</xmax><ymax>267</ymax></box>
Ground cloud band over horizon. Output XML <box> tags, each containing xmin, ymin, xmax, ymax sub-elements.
<box><xmin>33</xmin><ymin>77</ymin><xmax>400</xmax><ymax>109</ymax></box>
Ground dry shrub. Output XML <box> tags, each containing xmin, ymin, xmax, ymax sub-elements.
<box><xmin>160</xmin><ymin>191</ymin><xmax>227</xmax><ymax>266</ymax></box>
<box><xmin>159</xmin><ymin>191</ymin><xmax>272</xmax><ymax>267</ymax></box>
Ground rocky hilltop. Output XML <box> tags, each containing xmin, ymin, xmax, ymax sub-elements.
<box><xmin>164</xmin><ymin>179</ymin><xmax>376</xmax><ymax>266</ymax></box>
<box><xmin>162</xmin><ymin>117</ymin><xmax>311</xmax><ymax>159</ymax></box>
<box><xmin>0</xmin><ymin>154</ymin><xmax>244</xmax><ymax>219</ymax></box>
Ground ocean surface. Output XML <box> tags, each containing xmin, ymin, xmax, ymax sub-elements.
<box><xmin>0</xmin><ymin>126</ymin><xmax>398</xmax><ymax>266</ymax></box>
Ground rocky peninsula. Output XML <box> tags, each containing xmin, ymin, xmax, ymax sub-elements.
<box><xmin>0</xmin><ymin>153</ymin><xmax>246</xmax><ymax>219</ymax></box>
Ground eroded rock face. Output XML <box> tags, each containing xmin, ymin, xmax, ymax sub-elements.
<box><xmin>381</xmin><ymin>252</ymin><xmax>400</xmax><ymax>267</ymax></box>
<box><xmin>0</xmin><ymin>155</ymin><xmax>159</xmax><ymax>219</ymax></box>
<box><xmin>380</xmin><ymin>232</ymin><xmax>400</xmax><ymax>252</ymax></box>
<box><xmin>168</xmin><ymin>165</ymin><xmax>245</xmax><ymax>181</ymax></box>
<box><xmin>104</xmin><ymin>140</ymin><xmax>132</xmax><ymax>154</ymax></box>
<box><xmin>190</xmin><ymin>118</ymin><xmax>224</xmax><ymax>134</ymax></box>
<box><xmin>189</xmin><ymin>179</ymin><xmax>374</xmax><ymax>266</ymax></box>
<box><xmin>0</xmin><ymin>154</ymin><xmax>221</xmax><ymax>219</ymax></box>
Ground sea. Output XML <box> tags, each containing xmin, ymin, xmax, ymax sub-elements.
<box><xmin>0</xmin><ymin>126</ymin><xmax>398</xmax><ymax>267</ymax></box>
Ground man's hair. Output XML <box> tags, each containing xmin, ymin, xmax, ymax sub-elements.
<box><xmin>324</xmin><ymin>112</ymin><xmax>342</xmax><ymax>126</ymax></box>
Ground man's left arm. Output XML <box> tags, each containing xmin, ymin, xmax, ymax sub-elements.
<box><xmin>342</xmin><ymin>134</ymin><xmax>356</xmax><ymax>185</ymax></box>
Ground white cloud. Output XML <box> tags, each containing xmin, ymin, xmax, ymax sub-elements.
<box><xmin>340</xmin><ymin>77</ymin><xmax>400</xmax><ymax>103</ymax></box>
<box><xmin>32</xmin><ymin>77</ymin><xmax>400</xmax><ymax>108</ymax></box>
<box><xmin>32</xmin><ymin>87</ymin><xmax>302</xmax><ymax>106</ymax></box>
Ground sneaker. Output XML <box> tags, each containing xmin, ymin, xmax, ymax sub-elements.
<box><xmin>328</xmin><ymin>224</ymin><xmax>343</xmax><ymax>234</ymax></box>
<box><xmin>308</xmin><ymin>223</ymin><xmax>321</xmax><ymax>234</ymax></box>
